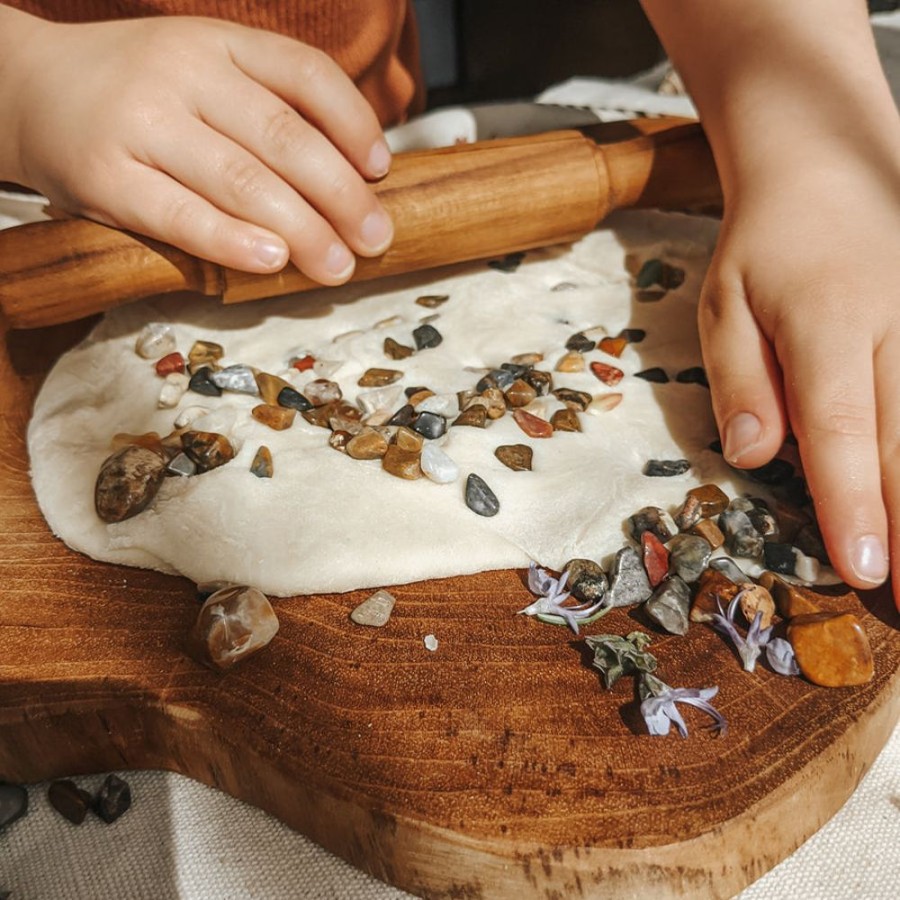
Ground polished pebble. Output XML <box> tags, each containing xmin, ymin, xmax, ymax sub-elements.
<box><xmin>158</xmin><ymin>372</ymin><xmax>189</xmax><ymax>409</ymax></box>
<box><xmin>413</xmin><ymin>323</ymin><xmax>443</xmax><ymax>350</ymax></box>
<box><xmin>167</xmin><ymin>451</ymin><xmax>197</xmax><ymax>477</ymax></box>
<box><xmin>358</xmin><ymin>367</ymin><xmax>404</xmax><ymax>387</ymax></box>
<box><xmin>607</xmin><ymin>545</ymin><xmax>653</xmax><ymax>607</ymax></box>
<box><xmin>788</xmin><ymin>612</ymin><xmax>874</xmax><ymax>687</ymax></box>
<box><xmin>387</xmin><ymin>404</ymin><xmax>417</xmax><ymax>427</ymax></box>
<box><xmin>690</xmin><ymin>569</ymin><xmax>741</xmax><ymax>623</ymax></box>
<box><xmin>690</xmin><ymin>517</ymin><xmax>725</xmax><ymax>549</ymax></box>
<box><xmin>453</xmin><ymin>406</ymin><xmax>488</xmax><ymax>428</ymax></box>
<box><xmin>510</xmin><ymin>352</ymin><xmax>543</xmax><ymax>366</ymax></box>
<box><xmin>709</xmin><ymin>556</ymin><xmax>749</xmax><ymax>584</ymax></box>
<box><xmin>719</xmin><ymin>509</ymin><xmax>765</xmax><ymax>558</ymax></box>
<box><xmin>415</xmin><ymin>293</ymin><xmax>449</xmax><ymax>308</ymax></box>
<box><xmin>555</xmin><ymin>350</ymin><xmax>585</xmax><ymax>373</ymax></box>
<box><xmin>563</xmin><ymin>558</ymin><xmax>608</xmax><ymax>603</ymax></box>
<box><xmin>211</xmin><ymin>365</ymin><xmax>258</xmax><ymax>395</ymax></box>
<box><xmin>290</xmin><ymin>354</ymin><xmax>316</xmax><ymax>372</ymax></box>
<box><xmin>676</xmin><ymin>366</ymin><xmax>709</xmax><ymax>387</ymax></box>
<box><xmin>48</xmin><ymin>780</ymin><xmax>93</xmax><ymax>825</ymax></box>
<box><xmin>254</xmin><ymin>371</ymin><xmax>293</xmax><ymax>406</ymax></box>
<box><xmin>420</xmin><ymin>443</ymin><xmax>460</xmax><ymax>484</ymax></box>
<box><xmin>598</xmin><ymin>336</ymin><xmax>628</xmax><ymax>358</ymax></box>
<box><xmin>0</xmin><ymin>782</ymin><xmax>28</xmax><ymax>830</ymax></box>
<box><xmin>645</xmin><ymin>576</ymin><xmax>691</xmax><ymax>636</ymax></box>
<box><xmin>382</xmin><ymin>445</ymin><xmax>422</xmax><ymax>479</ymax></box>
<box><xmin>618</xmin><ymin>328</ymin><xmax>646</xmax><ymax>343</ymax></box>
<box><xmin>589</xmin><ymin>361</ymin><xmax>624</xmax><ymax>386</ymax></box>
<box><xmin>188</xmin><ymin>339</ymin><xmax>224</xmax><ymax>373</ymax></box>
<box><xmin>586</xmin><ymin>393</ymin><xmax>623</xmax><ymax>415</ymax></box>
<box><xmin>513</xmin><ymin>408</ymin><xmax>553</xmax><ymax>438</ymax></box>
<box><xmin>411</xmin><ymin>411</ymin><xmax>446</xmax><ymax>440</ymax></box>
<box><xmin>476</xmin><ymin>368</ymin><xmax>515</xmax><ymax>392</ymax></box>
<box><xmin>494</xmin><ymin>443</ymin><xmax>533</xmax><ymax>472</ymax></box>
<box><xmin>304</xmin><ymin>379</ymin><xmax>343</xmax><ymax>406</ymax></box>
<box><xmin>553</xmin><ymin>388</ymin><xmax>592</xmax><ymax>411</ymax></box>
<box><xmin>95</xmin><ymin>445</ymin><xmax>167</xmax><ymax>523</ymax></box>
<box><xmin>524</xmin><ymin>369</ymin><xmax>553</xmax><ymax>396</ymax></box>
<box><xmin>667</xmin><ymin>533</ymin><xmax>712</xmax><ymax>583</ymax></box>
<box><xmin>329</xmin><ymin>430</ymin><xmax>352</xmax><ymax>453</ymax></box>
<box><xmin>383</xmin><ymin>337</ymin><xmax>414</xmax><ymax>360</ymax></box>
<box><xmin>643</xmin><ymin>459</ymin><xmax>690</xmax><ymax>477</ymax></box>
<box><xmin>641</xmin><ymin>531</ymin><xmax>670</xmax><ymax>587</ymax></box>
<box><xmin>630</xmin><ymin>506</ymin><xmax>678</xmax><ymax>542</ymax></box>
<box><xmin>465</xmin><ymin>473</ymin><xmax>500</xmax><ymax>517</ymax></box>
<box><xmin>252</xmin><ymin>404</ymin><xmax>296</xmax><ymax>431</ymax></box>
<box><xmin>136</xmin><ymin>323</ymin><xmax>177</xmax><ymax>359</ymax></box>
<box><xmin>94</xmin><ymin>774</ymin><xmax>132</xmax><ymax>824</ymax></box>
<box><xmin>277</xmin><ymin>386</ymin><xmax>312</xmax><ymax>412</ymax></box>
<box><xmin>188</xmin><ymin>366</ymin><xmax>222</xmax><ymax>397</ymax></box>
<box><xmin>181</xmin><ymin>431</ymin><xmax>235</xmax><ymax>472</ymax></box>
<box><xmin>395</xmin><ymin>426</ymin><xmax>424</xmax><ymax>452</ymax></box>
<box><xmin>635</xmin><ymin>367</ymin><xmax>669</xmax><ymax>384</ymax></box>
<box><xmin>346</xmin><ymin>429</ymin><xmax>390</xmax><ymax>460</ymax></box>
<box><xmin>737</xmin><ymin>582</ymin><xmax>776</xmax><ymax>630</ymax></box>
<box><xmin>550</xmin><ymin>408</ymin><xmax>581</xmax><ymax>432</ymax></box>
<box><xmin>155</xmin><ymin>351</ymin><xmax>185</xmax><ymax>376</ymax></box>
<box><xmin>250</xmin><ymin>445</ymin><xmax>274</xmax><ymax>478</ymax></box>
<box><xmin>417</xmin><ymin>393</ymin><xmax>460</xmax><ymax>418</ymax></box>
<box><xmin>350</xmin><ymin>589</ymin><xmax>396</xmax><ymax>626</ymax></box>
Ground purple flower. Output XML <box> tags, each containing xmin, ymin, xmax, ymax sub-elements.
<box><xmin>766</xmin><ymin>637</ymin><xmax>800</xmax><ymax>676</ymax></box>
<box><xmin>639</xmin><ymin>674</ymin><xmax>727</xmax><ymax>738</ymax></box>
<box><xmin>519</xmin><ymin>562</ymin><xmax>607</xmax><ymax>635</ymax></box>
<box><xmin>711</xmin><ymin>594</ymin><xmax>773</xmax><ymax>672</ymax></box>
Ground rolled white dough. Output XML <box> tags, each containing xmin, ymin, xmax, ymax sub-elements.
<box><xmin>28</xmin><ymin>211</ymin><xmax>758</xmax><ymax>596</ymax></box>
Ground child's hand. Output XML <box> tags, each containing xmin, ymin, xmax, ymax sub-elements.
<box><xmin>0</xmin><ymin>11</ymin><xmax>393</xmax><ymax>283</ymax></box>
<box><xmin>699</xmin><ymin>161</ymin><xmax>899</xmax><ymax>594</ymax></box>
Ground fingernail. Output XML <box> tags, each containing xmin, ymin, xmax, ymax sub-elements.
<box><xmin>850</xmin><ymin>534</ymin><xmax>888</xmax><ymax>584</ymax></box>
<box><xmin>325</xmin><ymin>241</ymin><xmax>355</xmax><ymax>279</ymax></box>
<box><xmin>723</xmin><ymin>412</ymin><xmax>762</xmax><ymax>463</ymax></box>
<box><xmin>359</xmin><ymin>209</ymin><xmax>393</xmax><ymax>253</ymax></box>
<box><xmin>253</xmin><ymin>238</ymin><xmax>288</xmax><ymax>269</ymax></box>
<box><xmin>367</xmin><ymin>139</ymin><xmax>391</xmax><ymax>178</ymax></box>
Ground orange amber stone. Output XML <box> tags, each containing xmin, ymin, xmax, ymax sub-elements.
<box><xmin>788</xmin><ymin>612</ymin><xmax>874</xmax><ymax>687</ymax></box>
<box><xmin>598</xmin><ymin>337</ymin><xmax>628</xmax><ymax>358</ymax></box>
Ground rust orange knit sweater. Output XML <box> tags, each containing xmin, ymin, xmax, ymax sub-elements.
<box><xmin>6</xmin><ymin>1</ymin><xmax>424</xmax><ymax>125</ymax></box>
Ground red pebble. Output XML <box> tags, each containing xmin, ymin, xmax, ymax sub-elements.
<box><xmin>641</xmin><ymin>531</ymin><xmax>670</xmax><ymax>587</ymax></box>
<box><xmin>512</xmin><ymin>408</ymin><xmax>554</xmax><ymax>438</ymax></box>
<box><xmin>292</xmin><ymin>355</ymin><xmax>316</xmax><ymax>372</ymax></box>
<box><xmin>590</xmin><ymin>361</ymin><xmax>624</xmax><ymax>386</ymax></box>
<box><xmin>155</xmin><ymin>352</ymin><xmax>185</xmax><ymax>376</ymax></box>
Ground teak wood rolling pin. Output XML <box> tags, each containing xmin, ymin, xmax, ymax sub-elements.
<box><xmin>0</xmin><ymin>117</ymin><xmax>720</xmax><ymax>330</ymax></box>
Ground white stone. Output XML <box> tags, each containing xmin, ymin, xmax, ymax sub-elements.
<box><xmin>350</xmin><ymin>589</ymin><xmax>396</xmax><ymax>627</ymax></box>
<box><xmin>793</xmin><ymin>549</ymin><xmax>821</xmax><ymax>583</ymax></box>
<box><xmin>313</xmin><ymin>359</ymin><xmax>343</xmax><ymax>378</ymax></box>
<box><xmin>416</xmin><ymin>393</ymin><xmax>459</xmax><ymax>417</ymax></box>
<box><xmin>374</xmin><ymin>315</ymin><xmax>404</xmax><ymax>329</ymax></box>
<box><xmin>135</xmin><ymin>323</ymin><xmax>176</xmax><ymax>359</ymax></box>
<box><xmin>423</xmin><ymin>634</ymin><xmax>438</xmax><ymax>652</ymax></box>
<box><xmin>158</xmin><ymin>372</ymin><xmax>189</xmax><ymax>408</ymax></box>
<box><xmin>586</xmin><ymin>393</ymin><xmax>623</xmax><ymax>415</ymax></box>
<box><xmin>210</xmin><ymin>365</ymin><xmax>259</xmax><ymax>395</ymax></box>
<box><xmin>358</xmin><ymin>385</ymin><xmax>404</xmax><ymax>416</ymax></box>
<box><xmin>420</xmin><ymin>443</ymin><xmax>459</xmax><ymax>484</ymax></box>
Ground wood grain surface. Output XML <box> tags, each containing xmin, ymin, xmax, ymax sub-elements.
<box><xmin>1</xmin><ymin>315</ymin><xmax>899</xmax><ymax>900</ymax></box>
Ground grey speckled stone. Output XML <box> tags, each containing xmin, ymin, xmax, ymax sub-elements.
<box><xmin>563</xmin><ymin>559</ymin><xmax>608</xmax><ymax>604</ymax></box>
<box><xmin>645</xmin><ymin>576</ymin><xmax>691</xmax><ymax>635</ymax></box>
<box><xmin>709</xmin><ymin>556</ymin><xmax>749</xmax><ymax>584</ymax></box>
<box><xmin>350</xmin><ymin>590</ymin><xmax>396</xmax><ymax>627</ymax></box>
<box><xmin>607</xmin><ymin>546</ymin><xmax>653</xmax><ymax>608</ymax></box>
<box><xmin>719</xmin><ymin>509</ymin><xmax>765</xmax><ymax>559</ymax></box>
<box><xmin>667</xmin><ymin>534</ymin><xmax>713</xmax><ymax>583</ymax></box>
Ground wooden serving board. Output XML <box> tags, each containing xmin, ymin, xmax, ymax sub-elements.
<box><xmin>1</xmin><ymin>314</ymin><xmax>899</xmax><ymax>900</ymax></box>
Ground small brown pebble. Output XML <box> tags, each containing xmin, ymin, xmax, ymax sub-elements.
<box><xmin>302</xmin><ymin>400</ymin><xmax>341</xmax><ymax>428</ymax></box>
<box><xmin>555</xmin><ymin>351</ymin><xmax>585</xmax><ymax>373</ymax></box>
<box><xmin>95</xmin><ymin>446</ymin><xmax>167</xmax><ymax>523</ymax></box>
<box><xmin>552</xmin><ymin>388</ymin><xmax>592</xmax><ymax>411</ymax></box>
<box><xmin>494</xmin><ymin>444</ymin><xmax>533</xmax><ymax>471</ymax></box>
<box><xmin>250</xmin><ymin>446</ymin><xmax>273</xmax><ymax>478</ymax></box>
<box><xmin>181</xmin><ymin>431</ymin><xmax>235</xmax><ymax>471</ymax></box>
<box><xmin>736</xmin><ymin>582</ymin><xmax>776</xmax><ymax>629</ymax></box>
<box><xmin>550</xmin><ymin>408</ymin><xmax>581</xmax><ymax>432</ymax></box>
<box><xmin>524</xmin><ymin>369</ymin><xmax>553</xmax><ymax>396</ymax></box>
<box><xmin>788</xmin><ymin>612</ymin><xmax>874</xmax><ymax>687</ymax></box>
<box><xmin>329</xmin><ymin>430</ymin><xmax>352</xmax><ymax>452</ymax></box>
<box><xmin>415</xmin><ymin>294</ymin><xmax>448</xmax><ymax>308</ymax></box>
<box><xmin>188</xmin><ymin>339</ymin><xmax>224</xmax><ymax>373</ymax></box>
<box><xmin>93</xmin><ymin>774</ymin><xmax>132</xmax><ymax>824</ymax></box>
<box><xmin>687</xmin><ymin>484</ymin><xmax>730</xmax><ymax>518</ymax></box>
<box><xmin>510</xmin><ymin>352</ymin><xmax>543</xmax><ymax>365</ymax></box>
<box><xmin>675</xmin><ymin>494</ymin><xmax>703</xmax><ymax>531</ymax></box>
<box><xmin>480</xmin><ymin>387</ymin><xmax>507</xmax><ymax>419</ymax></box>
<box><xmin>453</xmin><ymin>406</ymin><xmax>488</xmax><ymax>428</ymax></box>
<box><xmin>346</xmin><ymin>429</ymin><xmax>389</xmax><ymax>460</ymax></box>
<box><xmin>590</xmin><ymin>361</ymin><xmax>624</xmax><ymax>386</ymax></box>
<box><xmin>690</xmin><ymin>569</ymin><xmax>741</xmax><ymax>623</ymax></box>
<box><xmin>765</xmin><ymin>574</ymin><xmax>821</xmax><ymax>618</ymax></box>
<box><xmin>384</xmin><ymin>337</ymin><xmax>415</xmax><ymax>360</ymax></box>
<box><xmin>690</xmin><ymin>517</ymin><xmax>725</xmax><ymax>549</ymax></box>
<box><xmin>395</xmin><ymin>426</ymin><xmax>424</xmax><ymax>452</ymax></box>
<box><xmin>513</xmin><ymin>408</ymin><xmax>553</xmax><ymax>438</ymax></box>
<box><xmin>382</xmin><ymin>444</ymin><xmax>422</xmax><ymax>479</ymax></box>
<box><xmin>48</xmin><ymin>780</ymin><xmax>93</xmax><ymax>825</ymax></box>
<box><xmin>408</xmin><ymin>388</ymin><xmax>435</xmax><ymax>407</ymax></box>
<box><xmin>254</xmin><ymin>371</ymin><xmax>294</xmax><ymax>406</ymax></box>
<box><xmin>505</xmin><ymin>379</ymin><xmax>537</xmax><ymax>408</ymax></box>
<box><xmin>252</xmin><ymin>404</ymin><xmax>296</xmax><ymax>431</ymax></box>
<box><xmin>358</xmin><ymin>367</ymin><xmax>403</xmax><ymax>387</ymax></box>
<box><xmin>598</xmin><ymin>336</ymin><xmax>628</xmax><ymax>358</ymax></box>
<box><xmin>187</xmin><ymin>584</ymin><xmax>279</xmax><ymax>672</ymax></box>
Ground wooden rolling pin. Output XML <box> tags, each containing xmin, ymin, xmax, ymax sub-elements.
<box><xmin>0</xmin><ymin>117</ymin><xmax>720</xmax><ymax>329</ymax></box>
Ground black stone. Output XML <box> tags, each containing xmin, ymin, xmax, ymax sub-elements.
<box><xmin>565</xmin><ymin>332</ymin><xmax>596</xmax><ymax>353</ymax></box>
<box><xmin>276</xmin><ymin>386</ymin><xmax>312</xmax><ymax>412</ymax></box>
<box><xmin>487</xmin><ymin>251</ymin><xmax>525</xmax><ymax>272</ymax></box>
<box><xmin>796</xmin><ymin>523</ymin><xmax>830</xmax><ymax>563</ymax></box>
<box><xmin>500</xmin><ymin>362</ymin><xmax>531</xmax><ymax>379</ymax></box>
<box><xmin>763</xmin><ymin>542</ymin><xmax>798</xmax><ymax>575</ymax></box>
<box><xmin>387</xmin><ymin>404</ymin><xmax>417</xmax><ymax>427</ymax></box>
<box><xmin>618</xmin><ymin>328</ymin><xmax>646</xmax><ymax>343</ymax></box>
<box><xmin>48</xmin><ymin>780</ymin><xmax>93</xmax><ymax>825</ymax></box>
<box><xmin>465</xmin><ymin>473</ymin><xmax>500</xmax><ymax>517</ymax></box>
<box><xmin>188</xmin><ymin>366</ymin><xmax>222</xmax><ymax>397</ymax></box>
<box><xmin>636</xmin><ymin>258</ymin><xmax>685</xmax><ymax>290</ymax></box>
<box><xmin>635</xmin><ymin>367</ymin><xmax>669</xmax><ymax>384</ymax></box>
<box><xmin>94</xmin><ymin>774</ymin><xmax>132</xmax><ymax>824</ymax></box>
<box><xmin>643</xmin><ymin>459</ymin><xmax>690</xmax><ymax>477</ymax></box>
<box><xmin>773</xmin><ymin>475</ymin><xmax>811</xmax><ymax>508</ymax></box>
<box><xmin>0</xmin><ymin>782</ymin><xmax>27</xmax><ymax>831</ymax></box>
<box><xmin>746</xmin><ymin>458</ymin><xmax>795</xmax><ymax>486</ymax></box>
<box><xmin>676</xmin><ymin>366</ymin><xmax>709</xmax><ymax>387</ymax></box>
<box><xmin>476</xmin><ymin>368</ymin><xmax>515</xmax><ymax>392</ymax></box>
<box><xmin>411</xmin><ymin>411</ymin><xmax>446</xmax><ymax>440</ymax></box>
<box><xmin>708</xmin><ymin>438</ymin><xmax>724</xmax><ymax>454</ymax></box>
<box><xmin>412</xmin><ymin>323</ymin><xmax>442</xmax><ymax>350</ymax></box>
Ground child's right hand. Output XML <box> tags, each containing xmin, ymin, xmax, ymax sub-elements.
<box><xmin>0</xmin><ymin>9</ymin><xmax>394</xmax><ymax>283</ymax></box>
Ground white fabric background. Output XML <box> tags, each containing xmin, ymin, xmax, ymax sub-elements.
<box><xmin>4</xmin><ymin>12</ymin><xmax>900</xmax><ymax>898</ymax></box>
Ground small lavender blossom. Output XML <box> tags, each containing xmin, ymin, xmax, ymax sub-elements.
<box><xmin>519</xmin><ymin>563</ymin><xmax>606</xmax><ymax>635</ymax></box>
<box><xmin>639</xmin><ymin>673</ymin><xmax>728</xmax><ymax>738</ymax></box>
<box><xmin>711</xmin><ymin>593</ymin><xmax>773</xmax><ymax>672</ymax></box>
<box><xmin>766</xmin><ymin>637</ymin><xmax>800</xmax><ymax>676</ymax></box>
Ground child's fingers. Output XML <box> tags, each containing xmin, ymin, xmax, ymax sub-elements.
<box><xmin>196</xmin><ymin>77</ymin><xmax>392</xmax><ymax>257</ymax></box>
<box><xmin>225</xmin><ymin>30</ymin><xmax>391</xmax><ymax>181</ymax></box>
<box><xmin>144</xmin><ymin>118</ymin><xmax>365</xmax><ymax>283</ymax></box>
<box><xmin>874</xmin><ymin>341</ymin><xmax>900</xmax><ymax>609</ymax></box>
<box><xmin>779</xmin><ymin>325</ymin><xmax>889</xmax><ymax>589</ymax></box>
<box><xmin>94</xmin><ymin>161</ymin><xmax>292</xmax><ymax>275</ymax></box>
<box><xmin>697</xmin><ymin>270</ymin><xmax>787</xmax><ymax>467</ymax></box>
